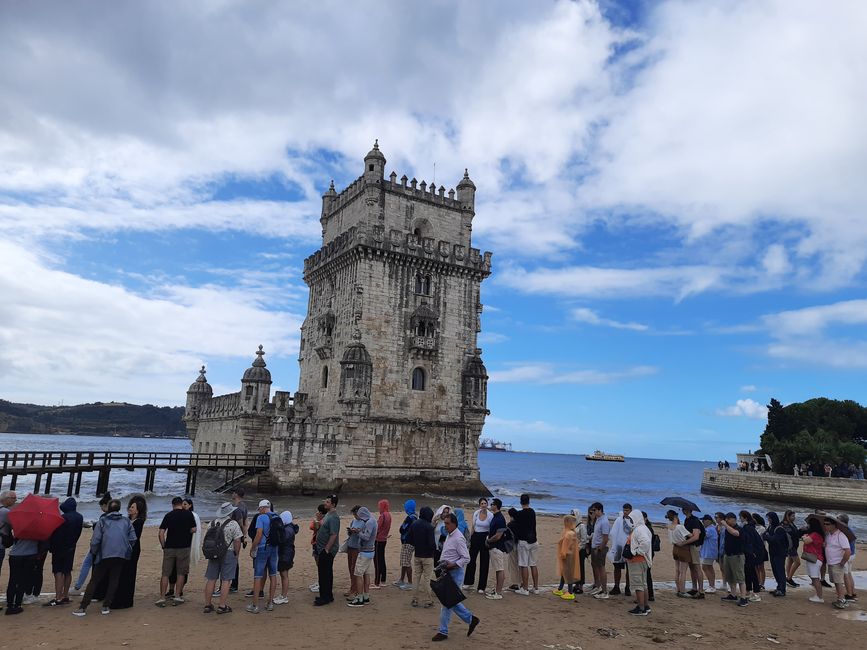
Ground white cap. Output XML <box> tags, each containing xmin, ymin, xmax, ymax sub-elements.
<box><xmin>258</xmin><ymin>499</ymin><xmax>271</xmax><ymax>509</ymax></box>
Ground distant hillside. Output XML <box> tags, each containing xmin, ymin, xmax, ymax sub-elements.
<box><xmin>0</xmin><ymin>399</ymin><xmax>187</xmax><ymax>437</ymax></box>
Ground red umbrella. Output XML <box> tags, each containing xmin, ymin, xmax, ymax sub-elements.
<box><xmin>8</xmin><ymin>494</ymin><xmax>64</xmax><ymax>541</ymax></box>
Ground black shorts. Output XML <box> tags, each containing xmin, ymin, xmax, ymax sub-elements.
<box><xmin>51</xmin><ymin>550</ymin><xmax>75</xmax><ymax>575</ymax></box>
<box><xmin>277</xmin><ymin>560</ymin><xmax>294</xmax><ymax>572</ymax></box>
<box><xmin>613</xmin><ymin>561</ymin><xmax>626</xmax><ymax>569</ymax></box>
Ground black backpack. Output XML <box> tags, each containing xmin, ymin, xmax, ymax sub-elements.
<box><xmin>266</xmin><ymin>514</ymin><xmax>287</xmax><ymax>547</ymax></box>
<box><xmin>202</xmin><ymin>520</ymin><xmax>230</xmax><ymax>560</ymax></box>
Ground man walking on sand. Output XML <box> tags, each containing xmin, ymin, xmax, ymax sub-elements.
<box><xmin>314</xmin><ymin>494</ymin><xmax>340</xmax><ymax>606</ymax></box>
<box><xmin>156</xmin><ymin>496</ymin><xmax>197</xmax><ymax>607</ymax></box>
<box><xmin>589</xmin><ymin>502</ymin><xmax>610</xmax><ymax>599</ymax></box>
<box><xmin>681</xmin><ymin>506</ymin><xmax>706</xmax><ymax>599</ymax></box>
<box><xmin>514</xmin><ymin>493</ymin><xmax>539</xmax><ymax>595</ymax></box>
<box><xmin>431</xmin><ymin>514</ymin><xmax>480</xmax><ymax>642</ymax></box>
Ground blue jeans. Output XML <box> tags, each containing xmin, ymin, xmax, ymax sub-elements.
<box><xmin>75</xmin><ymin>552</ymin><xmax>94</xmax><ymax>588</ymax></box>
<box><xmin>439</xmin><ymin>567</ymin><xmax>473</xmax><ymax>635</ymax></box>
<box><xmin>253</xmin><ymin>546</ymin><xmax>278</xmax><ymax>579</ymax></box>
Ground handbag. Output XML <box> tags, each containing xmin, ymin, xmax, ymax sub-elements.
<box><xmin>672</xmin><ymin>544</ymin><xmax>692</xmax><ymax>563</ymax></box>
<box><xmin>651</xmin><ymin>534</ymin><xmax>661</xmax><ymax>553</ymax></box>
<box><xmin>800</xmin><ymin>551</ymin><xmax>818</xmax><ymax>563</ymax></box>
<box><xmin>430</xmin><ymin>571</ymin><xmax>466</xmax><ymax>609</ymax></box>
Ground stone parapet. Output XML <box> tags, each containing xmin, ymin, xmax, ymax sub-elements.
<box><xmin>700</xmin><ymin>469</ymin><xmax>867</xmax><ymax>513</ymax></box>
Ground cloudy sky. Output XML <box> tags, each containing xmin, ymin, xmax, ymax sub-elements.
<box><xmin>1</xmin><ymin>0</ymin><xmax>865</xmax><ymax>460</ymax></box>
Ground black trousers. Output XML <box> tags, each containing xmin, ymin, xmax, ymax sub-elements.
<box><xmin>770</xmin><ymin>554</ymin><xmax>786</xmax><ymax>594</ymax></box>
<box><xmin>317</xmin><ymin>551</ymin><xmax>335</xmax><ymax>602</ymax></box>
<box><xmin>81</xmin><ymin>557</ymin><xmax>126</xmax><ymax>609</ymax></box>
<box><xmin>374</xmin><ymin>541</ymin><xmax>387</xmax><ymax>584</ymax></box>
<box><xmin>647</xmin><ymin>566</ymin><xmax>655</xmax><ymax>600</ymax></box>
<box><xmin>463</xmin><ymin>532</ymin><xmax>490</xmax><ymax>590</ymax></box>
<box><xmin>744</xmin><ymin>560</ymin><xmax>761</xmax><ymax>593</ymax></box>
<box><xmin>6</xmin><ymin>554</ymin><xmax>37</xmax><ymax>608</ymax></box>
<box><xmin>578</xmin><ymin>548</ymin><xmax>588</xmax><ymax>585</ymax></box>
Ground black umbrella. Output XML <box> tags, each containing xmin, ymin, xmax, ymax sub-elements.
<box><xmin>660</xmin><ymin>496</ymin><xmax>700</xmax><ymax>512</ymax></box>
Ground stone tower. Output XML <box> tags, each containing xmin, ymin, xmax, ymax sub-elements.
<box><xmin>268</xmin><ymin>142</ymin><xmax>493</xmax><ymax>493</ymax></box>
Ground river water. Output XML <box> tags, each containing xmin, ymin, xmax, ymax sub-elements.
<box><xmin>1</xmin><ymin>433</ymin><xmax>864</xmax><ymax>532</ymax></box>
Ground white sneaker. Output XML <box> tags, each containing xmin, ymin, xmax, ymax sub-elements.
<box><xmin>273</xmin><ymin>595</ymin><xmax>289</xmax><ymax>605</ymax></box>
<box><xmin>808</xmin><ymin>595</ymin><xmax>824</xmax><ymax>603</ymax></box>
<box><xmin>309</xmin><ymin>583</ymin><xmax>319</xmax><ymax>593</ymax></box>
<box><xmin>477</xmin><ymin>589</ymin><xmax>486</xmax><ymax>594</ymax></box>
<box><xmin>593</xmin><ymin>592</ymin><xmax>610</xmax><ymax>600</ymax></box>
<box><xmin>515</xmin><ymin>588</ymin><xmax>530</xmax><ymax>596</ymax></box>
<box><xmin>705</xmin><ymin>586</ymin><xmax>717</xmax><ymax>594</ymax></box>
<box><xmin>748</xmin><ymin>594</ymin><xmax>761</xmax><ymax>602</ymax></box>
<box><xmin>101</xmin><ymin>606</ymin><xmax>110</xmax><ymax>615</ymax></box>
<box><xmin>587</xmin><ymin>586</ymin><xmax>601</xmax><ymax>596</ymax></box>
<box><xmin>529</xmin><ymin>587</ymin><xmax>540</xmax><ymax>594</ymax></box>
<box><xmin>485</xmin><ymin>592</ymin><xmax>503</xmax><ymax>600</ymax></box>
<box><xmin>460</xmin><ymin>584</ymin><xmax>473</xmax><ymax>591</ymax></box>
<box><xmin>22</xmin><ymin>595</ymin><xmax>39</xmax><ymax>605</ymax></box>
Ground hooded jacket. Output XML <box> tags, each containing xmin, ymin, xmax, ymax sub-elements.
<box><xmin>356</xmin><ymin>507</ymin><xmax>378</xmax><ymax>554</ymax></box>
<box><xmin>376</xmin><ymin>499</ymin><xmax>392</xmax><ymax>543</ymax></box>
<box><xmin>763</xmin><ymin>512</ymin><xmax>790</xmax><ymax>558</ymax></box>
<box><xmin>607</xmin><ymin>512</ymin><xmax>630</xmax><ymax>563</ymax></box>
<box><xmin>50</xmin><ymin>497</ymin><xmax>84</xmax><ymax>554</ymax></box>
<box><xmin>91</xmin><ymin>511</ymin><xmax>137</xmax><ymax>563</ymax></box>
<box><xmin>278</xmin><ymin>520</ymin><xmax>299</xmax><ymax>567</ymax></box>
<box><xmin>408</xmin><ymin>506</ymin><xmax>436</xmax><ymax>558</ymax></box>
<box><xmin>627</xmin><ymin>510</ymin><xmax>653</xmax><ymax>568</ymax></box>
<box><xmin>399</xmin><ymin>499</ymin><xmax>417</xmax><ymax>544</ymax></box>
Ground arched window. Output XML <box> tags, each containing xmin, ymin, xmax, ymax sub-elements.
<box><xmin>414</xmin><ymin>273</ymin><xmax>432</xmax><ymax>295</ymax></box>
<box><xmin>423</xmin><ymin>275</ymin><xmax>431</xmax><ymax>295</ymax></box>
<box><xmin>322</xmin><ymin>366</ymin><xmax>329</xmax><ymax>388</ymax></box>
<box><xmin>411</xmin><ymin>367</ymin><xmax>426</xmax><ymax>391</ymax></box>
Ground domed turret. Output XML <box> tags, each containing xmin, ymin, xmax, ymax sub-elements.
<box><xmin>242</xmin><ymin>345</ymin><xmax>272</xmax><ymax>383</ymax></box>
<box><xmin>364</xmin><ymin>139</ymin><xmax>385</xmax><ymax>181</ymax></box>
<box><xmin>188</xmin><ymin>365</ymin><xmax>213</xmax><ymax>396</ymax></box>
<box><xmin>462</xmin><ymin>349</ymin><xmax>488</xmax><ymax>412</ymax></box>
<box><xmin>456</xmin><ymin>168</ymin><xmax>476</xmax><ymax>211</ymax></box>
<box><xmin>339</xmin><ymin>330</ymin><xmax>372</xmax><ymax>411</ymax></box>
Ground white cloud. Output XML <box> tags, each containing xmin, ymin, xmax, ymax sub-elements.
<box><xmin>478</xmin><ymin>332</ymin><xmax>509</xmax><ymax>345</ymax></box>
<box><xmin>489</xmin><ymin>363</ymin><xmax>657</xmax><ymax>385</ymax></box>
<box><xmin>716</xmin><ymin>398</ymin><xmax>768</xmax><ymax>420</ymax></box>
<box><xmin>0</xmin><ymin>240</ymin><xmax>302</xmax><ymax>404</ymax></box>
<box><xmin>740</xmin><ymin>385</ymin><xmax>757</xmax><ymax>393</ymax></box>
<box><xmin>571</xmin><ymin>307</ymin><xmax>648</xmax><ymax>331</ymax></box>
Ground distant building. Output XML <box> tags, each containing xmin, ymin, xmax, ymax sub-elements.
<box><xmin>184</xmin><ymin>143</ymin><xmax>492</xmax><ymax>493</ymax></box>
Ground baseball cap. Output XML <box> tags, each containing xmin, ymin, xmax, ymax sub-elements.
<box><xmin>258</xmin><ymin>499</ymin><xmax>271</xmax><ymax>509</ymax></box>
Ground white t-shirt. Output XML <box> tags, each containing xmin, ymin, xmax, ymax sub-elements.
<box><xmin>591</xmin><ymin>517</ymin><xmax>611</xmax><ymax>548</ymax></box>
<box><xmin>472</xmin><ymin>509</ymin><xmax>491</xmax><ymax>533</ymax></box>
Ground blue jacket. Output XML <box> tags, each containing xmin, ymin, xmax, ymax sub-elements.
<box><xmin>50</xmin><ymin>498</ymin><xmax>84</xmax><ymax>554</ymax></box>
<box><xmin>700</xmin><ymin>524</ymin><xmax>718</xmax><ymax>561</ymax></box>
<box><xmin>91</xmin><ymin>511</ymin><xmax>137</xmax><ymax>563</ymax></box>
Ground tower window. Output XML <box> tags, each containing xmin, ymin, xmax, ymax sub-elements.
<box><xmin>411</xmin><ymin>367</ymin><xmax>426</xmax><ymax>391</ymax></box>
<box><xmin>322</xmin><ymin>366</ymin><xmax>329</xmax><ymax>388</ymax></box>
<box><xmin>245</xmin><ymin>385</ymin><xmax>253</xmax><ymax>398</ymax></box>
<box><xmin>414</xmin><ymin>273</ymin><xmax>432</xmax><ymax>295</ymax></box>
<box><xmin>369</xmin><ymin>164</ymin><xmax>374</xmax><ymax>171</ymax></box>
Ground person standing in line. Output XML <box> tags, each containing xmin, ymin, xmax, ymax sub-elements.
<box><xmin>0</xmin><ymin>489</ymin><xmax>17</xmax><ymax>609</ymax></box>
<box><xmin>836</xmin><ymin>514</ymin><xmax>857</xmax><ymax>602</ymax></box>
<box><xmin>739</xmin><ymin>510</ymin><xmax>764</xmax><ymax>602</ymax></box>
<box><xmin>45</xmin><ymin>498</ymin><xmax>83</xmax><ymax>606</ymax></box>
<box><xmin>608</xmin><ymin>503</ymin><xmax>632</xmax><ymax>597</ymax></box>
<box><xmin>395</xmin><ymin>499</ymin><xmax>417</xmax><ymax>590</ymax></box>
<box><xmin>274</xmin><ymin>511</ymin><xmax>298</xmax><ymax>605</ymax></box>
<box><xmin>72</xmin><ymin>493</ymin><xmax>112</xmax><ymax>593</ymax></box>
<box><xmin>800</xmin><ymin>515</ymin><xmax>825</xmax><ymax>603</ymax></box>
<box><xmin>714</xmin><ymin>512</ymin><xmax>729</xmax><ymax>594</ymax></box>
<box><xmin>167</xmin><ymin>497</ymin><xmax>201</xmax><ymax>599</ymax></box>
<box><xmin>484</xmin><ymin>499</ymin><xmax>509</xmax><ymax>600</ymax></box>
<box><xmin>155</xmin><ymin>496</ymin><xmax>197</xmax><ymax>607</ymax></box>
<box><xmin>344</xmin><ymin>505</ymin><xmax>362</xmax><ymax>600</ymax></box>
<box><xmin>247</xmin><ymin>499</ymin><xmax>279</xmax><ymax>613</ymax></box>
<box><xmin>308</xmin><ymin>503</ymin><xmax>326</xmax><ymax>593</ymax></box>
<box><xmin>822</xmin><ymin>516</ymin><xmax>851</xmax><ymax>610</ymax></box>
<box><xmin>643</xmin><ymin>512</ymin><xmax>657</xmax><ymax>602</ymax></box>
<box><xmin>752</xmin><ymin>513</ymin><xmax>769</xmax><ymax>590</ymax></box>
<box><xmin>111</xmin><ymin>495</ymin><xmax>147</xmax><ymax>609</ymax></box>
<box><xmin>372</xmin><ymin>499</ymin><xmax>391</xmax><ymax>590</ymax></box>
<box><xmin>589</xmin><ymin>502</ymin><xmax>610</xmax><ymax>599</ymax></box>
<box><xmin>666</xmin><ymin>510</ymin><xmax>691</xmax><ymax>597</ymax></box>
<box><xmin>431</xmin><ymin>514</ymin><xmax>480</xmax><ymax>642</ymax></box>
<box><xmin>781</xmin><ymin>510</ymin><xmax>801</xmax><ymax>588</ymax></box>
<box><xmin>217</xmin><ymin>487</ymin><xmax>247</xmax><ymax>597</ymax></box>
<box><xmin>4</xmin><ymin>503</ymin><xmax>39</xmax><ymax>616</ymax></box>
<box><xmin>626</xmin><ymin>510</ymin><xmax>652</xmax><ymax>616</ymax></box>
<box><xmin>680</xmin><ymin>505</ymin><xmax>706</xmax><ymax>599</ymax></box>
<box><xmin>433</xmin><ymin>505</ymin><xmax>452</xmax><ymax>566</ymax></box>
<box><xmin>347</xmin><ymin>506</ymin><xmax>377</xmax><ymax>608</ymax></box>
<box><xmin>514</xmin><ymin>494</ymin><xmax>539</xmax><ymax>595</ymax></box>
<box><xmin>72</xmin><ymin>499</ymin><xmax>137</xmax><ymax>617</ymax></box>
<box><xmin>202</xmin><ymin>502</ymin><xmax>243</xmax><ymax>615</ymax></box>
<box><xmin>582</xmin><ymin>505</ymin><xmax>595</xmax><ymax>592</ymax></box>
<box><xmin>409</xmin><ymin>506</ymin><xmax>436</xmax><ymax>608</ymax></box>
<box><xmin>313</xmin><ymin>494</ymin><xmax>340</xmax><ymax>606</ymax></box>
<box><xmin>463</xmin><ymin>498</ymin><xmax>491</xmax><ymax>594</ymax></box>
<box><xmin>763</xmin><ymin>512</ymin><xmax>789</xmax><ymax>597</ymax></box>
<box><xmin>555</xmin><ymin>514</ymin><xmax>580</xmax><ymax>600</ymax></box>
<box><xmin>699</xmin><ymin>515</ymin><xmax>719</xmax><ymax>593</ymax></box>
<box><xmin>720</xmin><ymin>512</ymin><xmax>749</xmax><ymax>607</ymax></box>
<box><xmin>574</xmin><ymin>509</ymin><xmax>589</xmax><ymax>594</ymax></box>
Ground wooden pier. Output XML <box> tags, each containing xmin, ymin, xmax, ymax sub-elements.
<box><xmin>0</xmin><ymin>451</ymin><xmax>269</xmax><ymax>497</ymax></box>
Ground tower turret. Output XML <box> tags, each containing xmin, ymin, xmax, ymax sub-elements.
<box><xmin>185</xmin><ymin>365</ymin><xmax>213</xmax><ymax>420</ymax></box>
<box><xmin>241</xmin><ymin>345</ymin><xmax>272</xmax><ymax>413</ymax></box>
<box><xmin>363</xmin><ymin>139</ymin><xmax>386</xmax><ymax>182</ymax></box>
<box><xmin>456</xmin><ymin>168</ymin><xmax>476</xmax><ymax>212</ymax></box>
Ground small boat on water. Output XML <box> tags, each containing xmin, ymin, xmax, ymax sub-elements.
<box><xmin>585</xmin><ymin>450</ymin><xmax>625</xmax><ymax>462</ymax></box>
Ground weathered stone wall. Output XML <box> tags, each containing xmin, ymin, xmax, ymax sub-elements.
<box><xmin>701</xmin><ymin>469</ymin><xmax>867</xmax><ymax>513</ymax></box>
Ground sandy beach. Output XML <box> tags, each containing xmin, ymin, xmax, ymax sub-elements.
<box><xmin>3</xmin><ymin>503</ymin><xmax>865</xmax><ymax>650</ymax></box>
